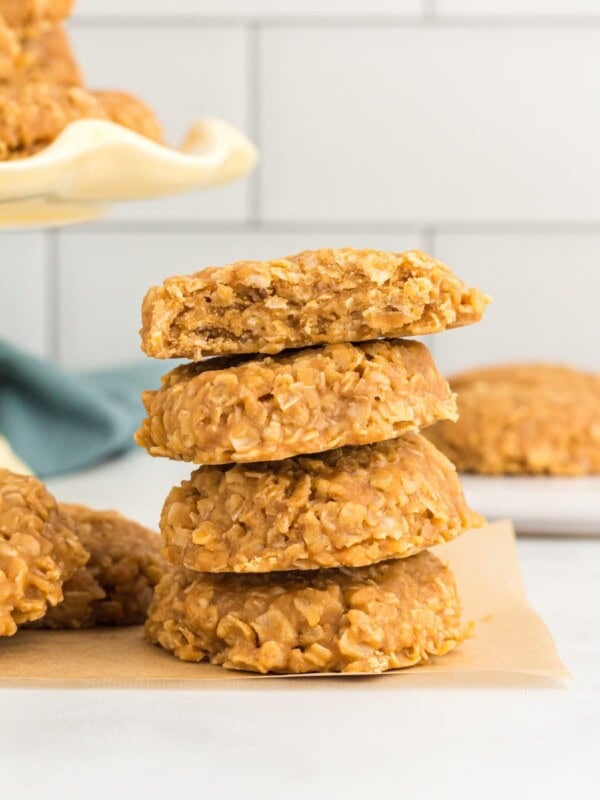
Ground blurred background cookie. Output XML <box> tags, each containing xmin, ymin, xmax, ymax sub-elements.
<box><xmin>427</xmin><ymin>364</ymin><xmax>600</xmax><ymax>476</ymax></box>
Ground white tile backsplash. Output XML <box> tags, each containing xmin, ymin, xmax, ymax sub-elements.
<box><xmin>431</xmin><ymin>233</ymin><xmax>600</xmax><ymax>375</ymax></box>
<box><xmin>75</xmin><ymin>1</ymin><xmax>422</xmax><ymax>17</ymax></box>
<box><xmin>0</xmin><ymin>234</ymin><xmax>49</xmax><ymax>358</ymax></box>
<box><xmin>69</xmin><ymin>26</ymin><xmax>249</xmax><ymax>222</ymax></box>
<box><xmin>56</xmin><ymin>230</ymin><xmax>423</xmax><ymax>369</ymax></box>
<box><xmin>436</xmin><ymin>1</ymin><xmax>600</xmax><ymax>16</ymax></box>
<box><xmin>259</xmin><ymin>27</ymin><xmax>600</xmax><ymax>224</ymax></box>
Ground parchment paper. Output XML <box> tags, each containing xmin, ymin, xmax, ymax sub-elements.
<box><xmin>0</xmin><ymin>520</ymin><xmax>568</xmax><ymax>686</ymax></box>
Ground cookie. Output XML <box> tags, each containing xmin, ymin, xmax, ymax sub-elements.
<box><xmin>0</xmin><ymin>83</ymin><xmax>161</xmax><ymax>160</ymax></box>
<box><xmin>146</xmin><ymin>550</ymin><xmax>468</xmax><ymax>674</ymax></box>
<box><xmin>161</xmin><ymin>433</ymin><xmax>484</xmax><ymax>573</ymax></box>
<box><xmin>91</xmin><ymin>90</ymin><xmax>163</xmax><ymax>143</ymax></box>
<box><xmin>0</xmin><ymin>83</ymin><xmax>108</xmax><ymax>159</ymax></box>
<box><xmin>426</xmin><ymin>364</ymin><xmax>600</xmax><ymax>475</ymax></box>
<box><xmin>0</xmin><ymin>0</ymin><xmax>75</xmax><ymax>27</ymax></box>
<box><xmin>0</xmin><ymin>469</ymin><xmax>88</xmax><ymax>636</ymax></box>
<box><xmin>0</xmin><ymin>15</ymin><xmax>20</xmax><ymax>80</ymax></box>
<box><xmin>19</xmin><ymin>25</ymin><xmax>82</xmax><ymax>86</ymax></box>
<box><xmin>140</xmin><ymin>248</ymin><xmax>489</xmax><ymax>360</ymax></box>
<box><xmin>135</xmin><ymin>339</ymin><xmax>457</xmax><ymax>465</ymax></box>
<box><xmin>37</xmin><ymin>505</ymin><xmax>164</xmax><ymax>629</ymax></box>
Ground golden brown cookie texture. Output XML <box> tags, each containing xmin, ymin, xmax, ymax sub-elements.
<box><xmin>0</xmin><ymin>15</ymin><xmax>20</xmax><ymax>80</ymax></box>
<box><xmin>140</xmin><ymin>248</ymin><xmax>490</xmax><ymax>360</ymax></box>
<box><xmin>38</xmin><ymin>505</ymin><xmax>164</xmax><ymax>629</ymax></box>
<box><xmin>426</xmin><ymin>364</ymin><xmax>600</xmax><ymax>476</ymax></box>
<box><xmin>18</xmin><ymin>25</ymin><xmax>82</xmax><ymax>86</ymax></box>
<box><xmin>146</xmin><ymin>551</ymin><xmax>467</xmax><ymax>674</ymax></box>
<box><xmin>92</xmin><ymin>90</ymin><xmax>163</xmax><ymax>143</ymax></box>
<box><xmin>0</xmin><ymin>469</ymin><xmax>88</xmax><ymax>637</ymax></box>
<box><xmin>135</xmin><ymin>339</ymin><xmax>457</xmax><ymax>465</ymax></box>
<box><xmin>0</xmin><ymin>0</ymin><xmax>75</xmax><ymax>27</ymax></box>
<box><xmin>0</xmin><ymin>83</ymin><xmax>108</xmax><ymax>159</ymax></box>
<box><xmin>0</xmin><ymin>84</ymin><xmax>161</xmax><ymax>160</ymax></box>
<box><xmin>161</xmin><ymin>433</ymin><xmax>484</xmax><ymax>573</ymax></box>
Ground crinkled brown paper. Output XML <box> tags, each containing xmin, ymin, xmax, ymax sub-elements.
<box><xmin>0</xmin><ymin>520</ymin><xmax>568</xmax><ymax>685</ymax></box>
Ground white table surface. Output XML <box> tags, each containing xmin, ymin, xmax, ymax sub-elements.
<box><xmin>2</xmin><ymin>452</ymin><xmax>599</xmax><ymax>799</ymax></box>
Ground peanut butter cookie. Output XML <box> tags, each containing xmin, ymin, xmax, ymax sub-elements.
<box><xmin>0</xmin><ymin>0</ymin><xmax>75</xmax><ymax>27</ymax></box>
<box><xmin>37</xmin><ymin>505</ymin><xmax>164</xmax><ymax>629</ymax></box>
<box><xmin>161</xmin><ymin>433</ymin><xmax>483</xmax><ymax>573</ymax></box>
<box><xmin>0</xmin><ymin>82</ymin><xmax>162</xmax><ymax>160</ymax></box>
<box><xmin>0</xmin><ymin>469</ymin><xmax>88</xmax><ymax>636</ymax></box>
<box><xmin>135</xmin><ymin>339</ymin><xmax>457</xmax><ymax>465</ymax></box>
<box><xmin>427</xmin><ymin>364</ymin><xmax>600</xmax><ymax>475</ymax></box>
<box><xmin>140</xmin><ymin>249</ymin><xmax>489</xmax><ymax>359</ymax></box>
<box><xmin>146</xmin><ymin>551</ymin><xmax>468</xmax><ymax>674</ymax></box>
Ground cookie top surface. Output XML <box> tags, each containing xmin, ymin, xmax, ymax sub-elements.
<box><xmin>427</xmin><ymin>363</ymin><xmax>600</xmax><ymax>475</ymax></box>
<box><xmin>140</xmin><ymin>248</ymin><xmax>489</xmax><ymax>359</ymax></box>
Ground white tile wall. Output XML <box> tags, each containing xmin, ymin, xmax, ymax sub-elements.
<box><xmin>0</xmin><ymin>234</ymin><xmax>50</xmax><ymax>358</ymax></box>
<box><xmin>436</xmin><ymin>1</ymin><xmax>600</xmax><ymax>16</ymax></box>
<box><xmin>430</xmin><ymin>233</ymin><xmax>600</xmax><ymax>375</ymax></box>
<box><xmin>76</xmin><ymin>1</ymin><xmax>422</xmax><ymax>17</ymax></box>
<box><xmin>69</xmin><ymin>26</ymin><xmax>249</xmax><ymax>222</ymax></box>
<box><xmin>1</xmin><ymin>3</ymin><xmax>599</xmax><ymax>373</ymax></box>
<box><xmin>259</xmin><ymin>27</ymin><xmax>600</xmax><ymax>224</ymax></box>
<box><xmin>56</xmin><ymin>229</ymin><xmax>423</xmax><ymax>369</ymax></box>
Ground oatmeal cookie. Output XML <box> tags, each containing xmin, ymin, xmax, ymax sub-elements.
<box><xmin>0</xmin><ymin>0</ymin><xmax>75</xmax><ymax>27</ymax></box>
<box><xmin>92</xmin><ymin>90</ymin><xmax>163</xmax><ymax>144</ymax></box>
<box><xmin>18</xmin><ymin>25</ymin><xmax>82</xmax><ymax>86</ymax></box>
<box><xmin>135</xmin><ymin>339</ymin><xmax>457</xmax><ymax>465</ymax></box>
<box><xmin>161</xmin><ymin>433</ymin><xmax>484</xmax><ymax>573</ymax></box>
<box><xmin>37</xmin><ymin>505</ymin><xmax>164</xmax><ymax>629</ymax></box>
<box><xmin>146</xmin><ymin>551</ymin><xmax>467</xmax><ymax>674</ymax></box>
<box><xmin>0</xmin><ymin>15</ymin><xmax>19</xmax><ymax>80</ymax></box>
<box><xmin>0</xmin><ymin>83</ymin><xmax>161</xmax><ymax>160</ymax></box>
<box><xmin>140</xmin><ymin>248</ymin><xmax>490</xmax><ymax>360</ymax></box>
<box><xmin>0</xmin><ymin>82</ymin><xmax>108</xmax><ymax>159</ymax></box>
<box><xmin>0</xmin><ymin>469</ymin><xmax>88</xmax><ymax>637</ymax></box>
<box><xmin>426</xmin><ymin>364</ymin><xmax>600</xmax><ymax>475</ymax></box>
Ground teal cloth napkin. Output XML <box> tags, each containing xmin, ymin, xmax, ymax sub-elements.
<box><xmin>0</xmin><ymin>341</ymin><xmax>168</xmax><ymax>478</ymax></box>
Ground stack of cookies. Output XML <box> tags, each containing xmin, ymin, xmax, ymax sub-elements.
<box><xmin>0</xmin><ymin>0</ymin><xmax>162</xmax><ymax>160</ymax></box>
<box><xmin>137</xmin><ymin>248</ymin><xmax>489</xmax><ymax>674</ymax></box>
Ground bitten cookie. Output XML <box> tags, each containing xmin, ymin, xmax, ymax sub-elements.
<box><xmin>0</xmin><ymin>469</ymin><xmax>88</xmax><ymax>636</ymax></box>
<box><xmin>426</xmin><ymin>364</ymin><xmax>600</xmax><ymax>475</ymax></box>
<box><xmin>37</xmin><ymin>505</ymin><xmax>164</xmax><ymax>629</ymax></box>
<box><xmin>135</xmin><ymin>339</ymin><xmax>457</xmax><ymax>465</ymax></box>
<box><xmin>140</xmin><ymin>248</ymin><xmax>489</xmax><ymax>360</ymax></box>
<box><xmin>161</xmin><ymin>433</ymin><xmax>484</xmax><ymax>573</ymax></box>
<box><xmin>146</xmin><ymin>551</ymin><xmax>468</xmax><ymax>674</ymax></box>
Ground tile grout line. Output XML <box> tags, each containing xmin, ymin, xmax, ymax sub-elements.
<box><xmin>422</xmin><ymin>0</ymin><xmax>436</xmax><ymax>22</ymax></box>
<box><xmin>44</xmin><ymin>230</ymin><xmax>60</xmax><ymax>363</ymax></box>
<box><xmin>68</xmin><ymin>15</ymin><xmax>600</xmax><ymax>30</ymax></box>
<box><xmin>63</xmin><ymin>220</ymin><xmax>600</xmax><ymax>235</ymax></box>
<box><xmin>246</xmin><ymin>21</ymin><xmax>261</xmax><ymax>226</ymax></box>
